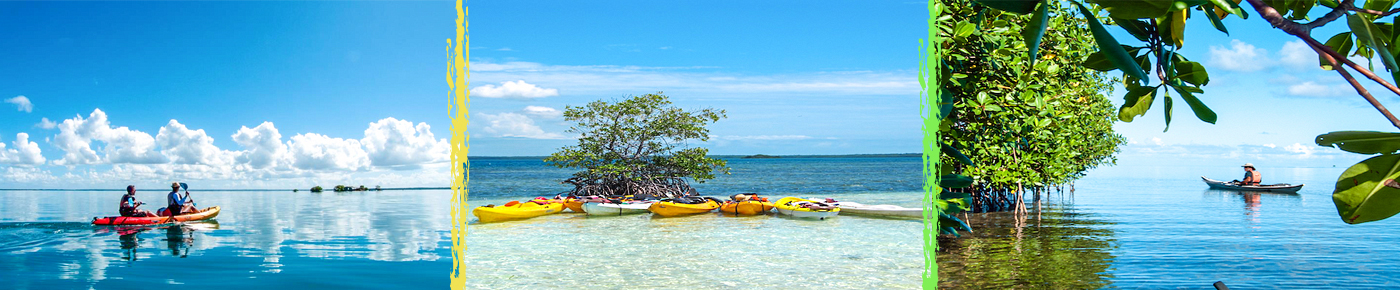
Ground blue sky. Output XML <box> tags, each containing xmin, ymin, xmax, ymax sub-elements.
<box><xmin>0</xmin><ymin>0</ymin><xmax>1390</xmax><ymax>188</ymax></box>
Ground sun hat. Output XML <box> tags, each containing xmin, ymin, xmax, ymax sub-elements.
<box><xmin>1242</xmin><ymin>163</ymin><xmax>1255</xmax><ymax>168</ymax></box>
<box><xmin>171</xmin><ymin>182</ymin><xmax>180</xmax><ymax>188</ymax></box>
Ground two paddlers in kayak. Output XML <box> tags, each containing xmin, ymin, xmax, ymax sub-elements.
<box><xmin>118</xmin><ymin>182</ymin><xmax>196</xmax><ymax>217</ymax></box>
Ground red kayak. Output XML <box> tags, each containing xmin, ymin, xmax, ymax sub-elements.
<box><xmin>91</xmin><ymin>206</ymin><xmax>221</xmax><ymax>225</ymax></box>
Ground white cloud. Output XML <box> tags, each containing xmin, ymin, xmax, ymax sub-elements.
<box><xmin>1287</xmin><ymin>81</ymin><xmax>1348</xmax><ymax>97</ymax></box>
<box><xmin>36</xmin><ymin>118</ymin><xmax>57</xmax><ymax>129</ymax></box>
<box><xmin>51</xmin><ymin>109</ymin><xmax>166</xmax><ymax>165</ymax></box>
<box><xmin>1263</xmin><ymin>143</ymin><xmax>1277</xmax><ymax>148</ymax></box>
<box><xmin>468</xmin><ymin>61</ymin><xmax>916</xmax><ymax>97</ymax></box>
<box><xmin>1152</xmin><ymin>137</ymin><xmax>1163</xmax><ymax>146</ymax></box>
<box><xmin>361</xmin><ymin>118</ymin><xmax>449</xmax><ymax>168</ymax></box>
<box><xmin>1278</xmin><ymin>40</ymin><xmax>1315</xmax><ymax>69</ymax></box>
<box><xmin>5</xmin><ymin>96</ymin><xmax>33</xmax><ymax>112</ymax></box>
<box><xmin>472</xmin><ymin>80</ymin><xmax>560</xmax><ymax>99</ymax></box>
<box><xmin>0</xmin><ymin>133</ymin><xmax>46</xmax><ymax>165</ymax></box>
<box><xmin>1209</xmin><ymin>40</ymin><xmax>1272</xmax><ymax>72</ymax></box>
<box><xmin>521</xmin><ymin>106</ymin><xmax>563</xmax><ymax>119</ymax></box>
<box><xmin>157</xmin><ymin>120</ymin><xmax>234</xmax><ymax>166</ymax></box>
<box><xmin>480</xmin><ymin>112</ymin><xmax>566</xmax><ymax>139</ymax></box>
<box><xmin>287</xmin><ymin>133</ymin><xmax>370</xmax><ymax>171</ymax></box>
<box><xmin>2</xmin><ymin>108</ymin><xmax>459</xmax><ymax>187</ymax></box>
<box><xmin>231</xmin><ymin>122</ymin><xmax>288</xmax><ymax>170</ymax></box>
<box><xmin>1284</xmin><ymin>143</ymin><xmax>1318</xmax><ymax>157</ymax></box>
<box><xmin>717</xmin><ymin>135</ymin><xmax>813</xmax><ymax>141</ymax></box>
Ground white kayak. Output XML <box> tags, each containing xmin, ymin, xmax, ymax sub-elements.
<box><xmin>1201</xmin><ymin>176</ymin><xmax>1304</xmax><ymax>193</ymax></box>
<box><xmin>582</xmin><ymin>201</ymin><xmax>655</xmax><ymax>216</ymax></box>
<box><xmin>830</xmin><ymin>201</ymin><xmax>923</xmax><ymax>218</ymax></box>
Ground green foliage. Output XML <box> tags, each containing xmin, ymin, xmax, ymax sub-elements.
<box><xmin>1317</xmin><ymin>131</ymin><xmax>1400</xmax><ymax>154</ymax></box>
<box><xmin>942</xmin><ymin>0</ymin><xmax>1127</xmax><ymax>191</ymax></box>
<box><xmin>310</xmin><ymin>186</ymin><xmax>323</xmax><ymax>192</ymax></box>
<box><xmin>546</xmin><ymin>93</ymin><xmax>730</xmax><ymax>190</ymax></box>
<box><xmin>981</xmin><ymin>0</ymin><xmax>1400</xmax><ymax>224</ymax></box>
<box><xmin>1333</xmin><ymin>154</ymin><xmax>1400</xmax><ymax>224</ymax></box>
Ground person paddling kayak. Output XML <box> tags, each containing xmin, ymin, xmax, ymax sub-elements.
<box><xmin>1232</xmin><ymin>163</ymin><xmax>1263</xmax><ymax>186</ymax></box>
<box><xmin>119</xmin><ymin>185</ymin><xmax>156</xmax><ymax>217</ymax></box>
<box><xmin>166</xmin><ymin>182</ymin><xmax>195</xmax><ymax>216</ymax></box>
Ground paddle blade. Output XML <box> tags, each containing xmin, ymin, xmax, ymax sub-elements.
<box><xmin>180</xmin><ymin>182</ymin><xmax>189</xmax><ymax>191</ymax></box>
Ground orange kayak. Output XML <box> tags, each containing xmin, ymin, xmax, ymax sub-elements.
<box><xmin>563</xmin><ymin>198</ymin><xmax>584</xmax><ymax>213</ymax></box>
<box><xmin>92</xmin><ymin>206</ymin><xmax>221</xmax><ymax>225</ymax></box>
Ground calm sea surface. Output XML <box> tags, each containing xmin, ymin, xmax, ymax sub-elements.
<box><xmin>3</xmin><ymin>157</ymin><xmax>1398</xmax><ymax>289</ymax></box>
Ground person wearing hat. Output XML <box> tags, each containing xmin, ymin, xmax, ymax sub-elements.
<box><xmin>1235</xmin><ymin>163</ymin><xmax>1262</xmax><ymax>186</ymax></box>
<box><xmin>119</xmin><ymin>185</ymin><xmax>156</xmax><ymax>217</ymax></box>
<box><xmin>165</xmin><ymin>182</ymin><xmax>195</xmax><ymax>216</ymax></box>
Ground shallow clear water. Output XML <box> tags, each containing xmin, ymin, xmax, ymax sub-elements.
<box><xmin>1</xmin><ymin>157</ymin><xmax>927</xmax><ymax>289</ymax></box>
<box><xmin>938</xmin><ymin>166</ymin><xmax>1400</xmax><ymax>289</ymax></box>
<box><xmin>9</xmin><ymin>158</ymin><xmax>1397</xmax><ymax>289</ymax></box>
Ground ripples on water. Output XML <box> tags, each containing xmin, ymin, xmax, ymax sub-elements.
<box><xmin>2</xmin><ymin>157</ymin><xmax>929</xmax><ymax>289</ymax></box>
<box><xmin>938</xmin><ymin>166</ymin><xmax>1400</xmax><ymax>289</ymax></box>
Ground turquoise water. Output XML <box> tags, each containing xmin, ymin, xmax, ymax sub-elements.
<box><xmin>0</xmin><ymin>157</ymin><xmax>927</xmax><ymax>289</ymax></box>
<box><xmin>9</xmin><ymin>157</ymin><xmax>1398</xmax><ymax>289</ymax></box>
<box><xmin>938</xmin><ymin>165</ymin><xmax>1400</xmax><ymax>289</ymax></box>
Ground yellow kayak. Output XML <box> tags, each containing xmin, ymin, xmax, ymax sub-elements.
<box><xmin>649</xmin><ymin>198</ymin><xmax>721</xmax><ymax>217</ymax></box>
<box><xmin>719</xmin><ymin>200</ymin><xmax>774</xmax><ymax>215</ymax></box>
<box><xmin>773</xmin><ymin>197</ymin><xmax>840</xmax><ymax>219</ymax></box>
<box><xmin>473</xmin><ymin>201</ymin><xmax>564</xmax><ymax>223</ymax></box>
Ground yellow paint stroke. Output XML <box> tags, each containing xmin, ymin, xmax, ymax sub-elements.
<box><xmin>920</xmin><ymin>0</ymin><xmax>943</xmax><ymax>288</ymax></box>
<box><xmin>448</xmin><ymin>0</ymin><xmax>470</xmax><ymax>289</ymax></box>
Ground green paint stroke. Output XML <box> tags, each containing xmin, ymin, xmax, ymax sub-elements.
<box><xmin>920</xmin><ymin>0</ymin><xmax>944</xmax><ymax>288</ymax></box>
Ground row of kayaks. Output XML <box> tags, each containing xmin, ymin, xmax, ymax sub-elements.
<box><xmin>472</xmin><ymin>194</ymin><xmax>924</xmax><ymax>223</ymax></box>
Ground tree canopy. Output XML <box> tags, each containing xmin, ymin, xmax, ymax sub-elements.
<box><xmin>975</xmin><ymin>0</ymin><xmax>1400</xmax><ymax>224</ymax></box>
<box><xmin>546</xmin><ymin>93</ymin><xmax>729</xmax><ymax>199</ymax></box>
<box><xmin>939</xmin><ymin>0</ymin><xmax>1127</xmax><ymax>212</ymax></box>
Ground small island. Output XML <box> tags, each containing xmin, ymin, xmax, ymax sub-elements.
<box><xmin>743</xmin><ymin>154</ymin><xmax>780</xmax><ymax>159</ymax></box>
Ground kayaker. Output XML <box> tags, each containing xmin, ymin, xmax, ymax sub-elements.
<box><xmin>1236</xmin><ymin>163</ymin><xmax>1262</xmax><ymax>186</ymax></box>
<box><xmin>166</xmin><ymin>182</ymin><xmax>195</xmax><ymax>216</ymax></box>
<box><xmin>119</xmin><ymin>185</ymin><xmax>156</xmax><ymax>217</ymax></box>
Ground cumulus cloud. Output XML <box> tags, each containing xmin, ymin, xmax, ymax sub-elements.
<box><xmin>472</xmin><ymin>80</ymin><xmax>560</xmax><ymax>99</ymax></box>
<box><xmin>287</xmin><ymin>133</ymin><xmax>370</xmax><ymax>171</ymax></box>
<box><xmin>0</xmin><ymin>133</ymin><xmax>46</xmax><ymax>165</ymax></box>
<box><xmin>1278</xmin><ymin>40</ymin><xmax>1315</xmax><ymax>69</ymax></box>
<box><xmin>5</xmin><ymin>96</ymin><xmax>32</xmax><ymax>112</ymax></box>
<box><xmin>1284</xmin><ymin>142</ymin><xmax>1317</xmax><ymax>157</ymax></box>
<box><xmin>231</xmin><ymin>122</ymin><xmax>288</xmax><ymax>170</ymax></box>
<box><xmin>51</xmin><ymin>109</ymin><xmax>166</xmax><ymax>165</ymax></box>
<box><xmin>521</xmin><ymin>106</ymin><xmax>563</xmax><ymax>119</ymax></box>
<box><xmin>468</xmin><ymin>60</ymin><xmax>916</xmax><ymax>97</ymax></box>
<box><xmin>361</xmin><ymin>118</ymin><xmax>449</xmax><ymax>168</ymax></box>
<box><xmin>36</xmin><ymin>118</ymin><xmax>57</xmax><ymax>129</ymax></box>
<box><xmin>1210</xmin><ymin>40</ymin><xmax>1271</xmax><ymax>72</ymax></box>
<box><xmin>1287</xmin><ymin>81</ymin><xmax>1348</xmax><ymax>97</ymax></box>
<box><xmin>480</xmin><ymin>112</ymin><xmax>566</xmax><ymax>139</ymax></box>
<box><xmin>157</xmin><ymin>120</ymin><xmax>234</xmax><ymax>166</ymax></box>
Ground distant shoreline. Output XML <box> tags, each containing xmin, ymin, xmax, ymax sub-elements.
<box><xmin>0</xmin><ymin>187</ymin><xmax>451</xmax><ymax>192</ymax></box>
<box><xmin>472</xmin><ymin>153</ymin><xmax>922</xmax><ymax>159</ymax></box>
<box><xmin>2</xmin><ymin>154</ymin><xmax>920</xmax><ymax>191</ymax></box>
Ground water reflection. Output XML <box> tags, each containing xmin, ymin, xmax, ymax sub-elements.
<box><xmin>1</xmin><ymin>190</ymin><xmax>453</xmax><ymax>287</ymax></box>
<box><xmin>937</xmin><ymin>199</ymin><xmax>1118</xmax><ymax>289</ymax></box>
<box><xmin>1202</xmin><ymin>189</ymin><xmax>1303</xmax><ymax>223</ymax></box>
